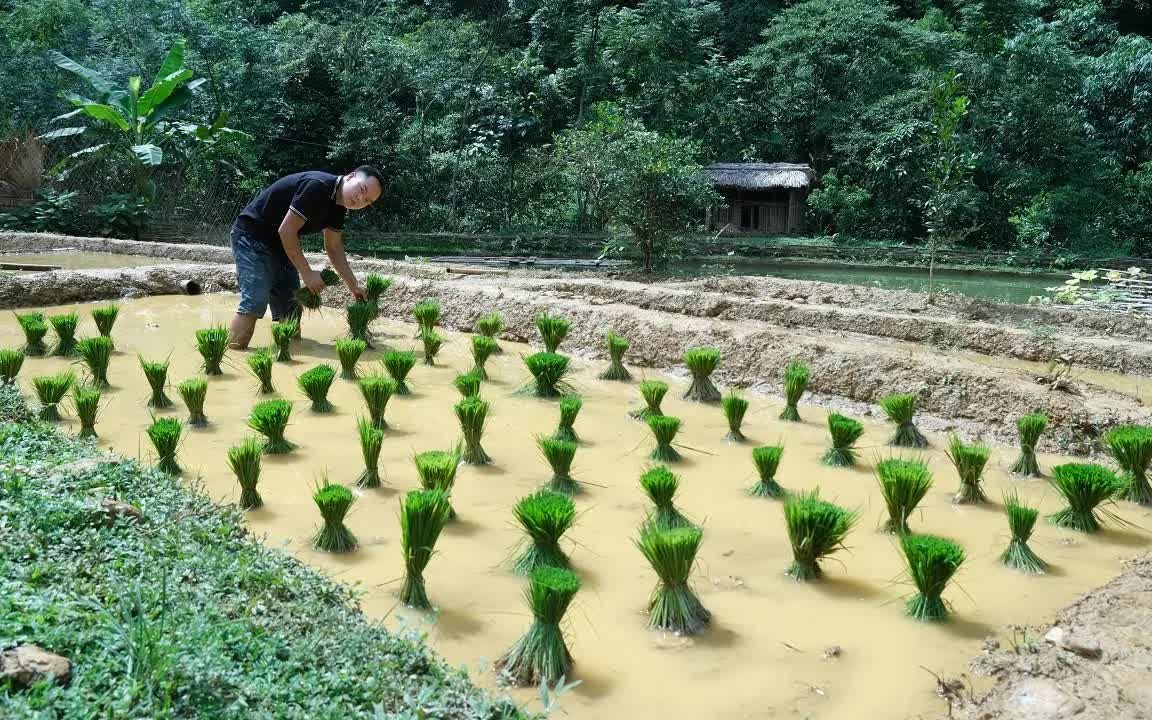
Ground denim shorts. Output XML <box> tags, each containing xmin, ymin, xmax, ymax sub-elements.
<box><xmin>230</xmin><ymin>227</ymin><xmax>300</xmax><ymax>320</ymax></box>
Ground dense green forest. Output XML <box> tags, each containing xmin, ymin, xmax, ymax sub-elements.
<box><xmin>1</xmin><ymin>0</ymin><xmax>1151</xmax><ymax>256</ymax></box>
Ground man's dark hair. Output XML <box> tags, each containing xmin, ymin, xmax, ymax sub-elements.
<box><xmin>352</xmin><ymin>165</ymin><xmax>385</xmax><ymax>189</ymax></box>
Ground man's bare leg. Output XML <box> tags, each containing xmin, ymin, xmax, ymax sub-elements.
<box><xmin>230</xmin><ymin>313</ymin><xmax>259</xmax><ymax>349</ymax></box>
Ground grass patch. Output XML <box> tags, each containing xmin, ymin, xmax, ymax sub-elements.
<box><xmin>195</xmin><ymin>326</ymin><xmax>229</xmax><ymax>376</ymax></box>
<box><xmin>636</xmin><ymin>525</ymin><xmax>710</xmax><ymax>635</ymax></box>
<box><xmin>358</xmin><ymin>373</ymin><xmax>396</xmax><ymax>429</ymax></box>
<box><xmin>749</xmin><ymin>445</ymin><xmax>785</xmax><ymax>498</ymax></box>
<box><xmin>414</xmin><ymin>449</ymin><xmax>461</xmax><ymax>518</ymax></box>
<box><xmin>312</xmin><ymin>479</ymin><xmax>357</xmax><ymax>552</ymax></box>
<box><xmin>640</xmin><ymin>466</ymin><xmax>692</xmax><ymax>529</ymax></box>
<box><xmin>879</xmin><ymin>393</ymin><xmax>928</xmax><ymax>448</ymax></box>
<box><xmin>511</xmin><ymin>490</ymin><xmax>575</xmax><ymax>575</ymax></box>
<box><xmin>421</xmin><ymin>329</ymin><xmax>443</xmax><ymax>366</ymax></box>
<box><xmin>146</xmin><ymin>417</ymin><xmax>183</xmax><ymax>476</ymax></box>
<box><xmin>647</xmin><ymin>415</ymin><xmax>682</xmax><ymax>462</ymax></box>
<box><xmin>553</xmin><ymin>394</ymin><xmax>582</xmax><ymax>442</ymax></box>
<box><xmin>1103</xmin><ymin>424</ymin><xmax>1152</xmax><ymax>506</ymax></box>
<box><xmin>629</xmin><ymin>379</ymin><xmax>668</xmax><ymax>420</ymax></box>
<box><xmin>48</xmin><ymin>312</ymin><xmax>79</xmax><ymax>357</ymax></box>
<box><xmin>538</xmin><ymin>436</ymin><xmax>578</xmax><ymax>495</ymax></box>
<box><xmin>495</xmin><ymin>567</ymin><xmax>580</xmax><ymax>686</ymax></box>
<box><xmin>901</xmin><ymin>534</ymin><xmax>965</xmax><ymax>622</ymax></box>
<box><xmin>75</xmin><ymin>336</ymin><xmax>113</xmax><ymax>389</ymax></box>
<box><xmin>399</xmin><ymin>489</ymin><xmax>452</xmax><ymax>610</ymax></box>
<box><xmin>535</xmin><ymin>312</ymin><xmax>570</xmax><ymax>353</ymax></box>
<box><xmin>454</xmin><ymin>370</ymin><xmax>482</xmax><ymax>398</ymax></box>
<box><xmin>822</xmin><ymin>413</ymin><xmax>863</xmax><ymax>467</ymax></box>
<box><xmin>91</xmin><ymin>303</ymin><xmax>119</xmax><ymax>342</ymax></box>
<box><xmin>248</xmin><ymin>399</ymin><xmax>296</xmax><ymax>454</ymax></box>
<box><xmin>33</xmin><ymin>370</ymin><xmax>75</xmax><ymax>422</ymax></box>
<box><xmin>270</xmin><ymin>319</ymin><xmax>298</xmax><ymax>362</ymax></box>
<box><xmin>476</xmin><ymin>312</ymin><xmax>504</xmax><ymax>352</ymax></box>
<box><xmin>247</xmin><ymin>348</ymin><xmax>276</xmax><ymax>393</ymax></box>
<box><xmin>336</xmin><ymin>338</ymin><xmax>367</xmax><ymax>380</ymax></box>
<box><xmin>364</xmin><ymin>273</ymin><xmax>392</xmax><ymax>304</ymax></box>
<box><xmin>1010</xmin><ymin>413</ymin><xmax>1047</xmax><ymax>477</ymax></box>
<box><xmin>783</xmin><ymin>490</ymin><xmax>857</xmax><ymax>581</ymax></box>
<box><xmin>455</xmin><ymin>396</ymin><xmax>492</xmax><ymax>465</ymax></box>
<box><xmin>346</xmin><ymin>300</ymin><xmax>376</xmax><ymax>347</ymax></box>
<box><xmin>382</xmin><ymin>350</ymin><xmax>416</xmax><ymax>395</ymax></box>
<box><xmin>521</xmin><ymin>352</ymin><xmax>571</xmax><ymax>398</ymax></box>
<box><xmin>356</xmin><ymin>417</ymin><xmax>385</xmax><ymax>489</ymax></box>
<box><xmin>72</xmin><ymin>384</ymin><xmax>101</xmax><ymax>438</ymax></box>
<box><xmin>682</xmin><ymin>347</ymin><xmax>721</xmax><ymax>403</ymax></box>
<box><xmin>296</xmin><ymin>267</ymin><xmax>340</xmax><ymax>311</ymax></box>
<box><xmin>1000</xmin><ymin>491</ymin><xmax>1047</xmax><ymax>574</ymax></box>
<box><xmin>599</xmin><ymin>330</ymin><xmax>631</xmax><ymax>381</ymax></box>
<box><xmin>228</xmin><ymin>436</ymin><xmax>264</xmax><ymax>510</ymax></box>
<box><xmin>779</xmin><ymin>360</ymin><xmax>810</xmax><ymax>422</ymax></box>
<box><xmin>0</xmin><ymin>348</ymin><xmax>24</xmax><ymax>383</ymax></box>
<box><xmin>946</xmin><ymin>435</ymin><xmax>990</xmax><ymax>504</ymax></box>
<box><xmin>177</xmin><ymin>377</ymin><xmax>209</xmax><ymax>427</ymax></box>
<box><xmin>412</xmin><ymin>299</ymin><xmax>441</xmax><ymax>337</ymax></box>
<box><xmin>721</xmin><ymin>391</ymin><xmax>748</xmax><ymax>442</ymax></box>
<box><xmin>471</xmin><ymin>335</ymin><xmax>497</xmax><ymax>380</ymax></box>
<box><xmin>1048</xmin><ymin>462</ymin><xmax>1127</xmax><ymax>532</ymax></box>
<box><xmin>876</xmin><ymin>457</ymin><xmax>933</xmax><ymax>534</ymax></box>
<box><xmin>16</xmin><ymin>311</ymin><xmax>48</xmax><ymax>356</ymax></box>
<box><xmin>139</xmin><ymin>356</ymin><xmax>173</xmax><ymax>409</ymax></box>
<box><xmin>298</xmin><ymin>364</ymin><xmax>337</xmax><ymax>413</ymax></box>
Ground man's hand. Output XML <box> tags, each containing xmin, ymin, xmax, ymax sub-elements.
<box><xmin>302</xmin><ymin>268</ymin><xmax>326</xmax><ymax>295</ymax></box>
<box><xmin>348</xmin><ymin>281</ymin><xmax>367</xmax><ymax>302</ymax></box>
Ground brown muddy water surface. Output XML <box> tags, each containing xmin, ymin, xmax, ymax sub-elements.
<box><xmin>5</xmin><ymin>293</ymin><xmax>1149</xmax><ymax>720</ymax></box>
<box><xmin>0</xmin><ymin>251</ymin><xmax>163</xmax><ymax>272</ymax></box>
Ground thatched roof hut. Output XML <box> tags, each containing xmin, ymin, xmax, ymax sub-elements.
<box><xmin>705</xmin><ymin>163</ymin><xmax>814</xmax><ymax>190</ymax></box>
<box><xmin>705</xmin><ymin>163</ymin><xmax>814</xmax><ymax>235</ymax></box>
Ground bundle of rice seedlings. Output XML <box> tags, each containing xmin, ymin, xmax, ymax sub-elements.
<box><xmin>178</xmin><ymin>377</ymin><xmax>209</xmax><ymax>427</ymax></box>
<box><xmin>358</xmin><ymin>373</ymin><xmax>396</xmax><ymax>429</ymax></box>
<box><xmin>822</xmin><ymin>413</ymin><xmax>864</xmax><ymax>467</ymax></box>
<box><xmin>247</xmin><ymin>399</ymin><xmax>296</xmax><ymax>454</ymax></box>
<box><xmin>16</xmin><ymin>312</ymin><xmax>48</xmax><ymax>356</ymax></box>
<box><xmin>295</xmin><ymin>267</ymin><xmax>340</xmax><ymax>311</ymax></box>
<box><xmin>946</xmin><ymin>435</ymin><xmax>991</xmax><ymax>504</ymax></box>
<box><xmin>33</xmin><ymin>371</ymin><xmax>75</xmax><ymax>421</ymax></box>
<box><xmin>521</xmin><ymin>352</ymin><xmax>571</xmax><ymax>398</ymax></box>
<box><xmin>91</xmin><ymin>304</ymin><xmax>119</xmax><ymax>343</ymax></box>
<box><xmin>298</xmin><ymin>364</ymin><xmax>336</xmax><ymax>413</ymax></box>
<box><xmin>1102</xmin><ymin>424</ymin><xmax>1152</xmax><ymax>506</ymax></box>
<box><xmin>553</xmin><ymin>394</ymin><xmax>582</xmax><ymax>442</ymax></box>
<box><xmin>75</xmin><ymin>336</ymin><xmax>113</xmax><ymax>389</ymax></box>
<box><xmin>270</xmin><ymin>319</ymin><xmax>298</xmax><ymax>362</ymax></box>
<box><xmin>648</xmin><ymin>415</ymin><xmax>682</xmax><ymax>463</ymax></box>
<box><xmin>454</xmin><ymin>370</ymin><xmax>482</xmax><ymax>398</ymax></box>
<box><xmin>146</xmin><ymin>417</ymin><xmax>184</xmax><ymax>475</ymax></box>
<box><xmin>636</xmin><ymin>525</ymin><xmax>710</xmax><ymax>635</ymax></box>
<box><xmin>398</xmin><ymin>488</ymin><xmax>452</xmax><ymax>609</ymax></box>
<box><xmin>49</xmin><ymin>312</ymin><xmax>79</xmax><ymax>356</ymax></box>
<box><xmin>247</xmin><ymin>349</ymin><xmax>276</xmax><ymax>393</ymax></box>
<box><xmin>629</xmin><ymin>379</ymin><xmax>668</xmax><ymax>420</ymax></box>
<box><xmin>1000</xmin><ymin>491</ymin><xmax>1047</xmax><ymax>574</ymax></box>
<box><xmin>414</xmin><ymin>448</ymin><xmax>461</xmax><ymax>517</ymax></box>
<box><xmin>535</xmin><ymin>311</ymin><xmax>571</xmax><ymax>353</ymax></box>
<box><xmin>335</xmin><ymin>338</ymin><xmax>366</xmax><ymax>380</ymax></box>
<box><xmin>471</xmin><ymin>335</ymin><xmax>498</xmax><ymax>380</ymax></box>
<box><xmin>227</xmin><ymin>436</ymin><xmax>264</xmax><ymax>510</ymax></box>
<box><xmin>356</xmin><ymin>417</ymin><xmax>385</xmax><ymax>489</ymax></box>
<box><xmin>0</xmin><ymin>348</ymin><xmax>24</xmax><ymax>383</ymax></box>
<box><xmin>363</xmin><ymin>273</ymin><xmax>391</xmax><ymax>304</ymax></box>
<box><xmin>875</xmin><ymin>457</ymin><xmax>933</xmax><ymax>534</ymax></box>
<box><xmin>538</xmin><ymin>437</ymin><xmax>579</xmax><ymax>495</ymax></box>
<box><xmin>682</xmin><ymin>347</ymin><xmax>722</xmax><ymax>403</ymax></box>
<box><xmin>1047</xmin><ymin>462</ymin><xmax>1127</xmax><ymax>532</ymax></box>
<box><xmin>420</xmin><ymin>329</ymin><xmax>443</xmax><ymax>366</ymax></box>
<box><xmin>476</xmin><ymin>311</ymin><xmax>504</xmax><ymax>352</ymax></box>
<box><xmin>721</xmin><ymin>391</ymin><xmax>748</xmax><ymax>442</ymax></box>
<box><xmin>1010</xmin><ymin>413</ymin><xmax>1047</xmax><ymax>477</ymax></box>
<box><xmin>778</xmin><ymin>360</ymin><xmax>810</xmax><ymax>421</ymax></box>
<box><xmin>195</xmin><ymin>326</ymin><xmax>229</xmax><ymax>375</ymax></box>
<box><xmin>599</xmin><ymin>331</ymin><xmax>631</xmax><ymax>381</ymax></box>
<box><xmin>640</xmin><ymin>466</ymin><xmax>692</xmax><ymax>530</ymax></box>
<box><xmin>900</xmin><ymin>533</ymin><xmax>965</xmax><ymax>622</ymax></box>
<box><xmin>749</xmin><ymin>445</ymin><xmax>785</xmax><ymax>498</ymax></box>
<box><xmin>311</xmin><ymin>479</ymin><xmax>357</xmax><ymax>552</ymax></box>
<box><xmin>495</xmin><ymin>566</ymin><xmax>581</xmax><ymax>686</ymax></box>
<box><xmin>511</xmin><ymin>490</ymin><xmax>576</xmax><ymax>575</ymax></box>
<box><xmin>72</xmin><ymin>385</ymin><xmax>101</xmax><ymax>438</ymax></box>
<box><xmin>879</xmin><ymin>393</ymin><xmax>928</xmax><ymax>448</ymax></box>
<box><xmin>412</xmin><ymin>299</ymin><xmax>441</xmax><ymax>337</ymax></box>
<box><xmin>382</xmin><ymin>350</ymin><xmax>416</xmax><ymax>395</ymax></box>
<box><xmin>782</xmin><ymin>490</ymin><xmax>858</xmax><ymax>580</ymax></box>
<box><xmin>346</xmin><ymin>300</ymin><xmax>376</xmax><ymax>347</ymax></box>
<box><xmin>139</xmin><ymin>356</ymin><xmax>173</xmax><ymax>409</ymax></box>
<box><xmin>455</xmin><ymin>396</ymin><xmax>492</xmax><ymax>465</ymax></box>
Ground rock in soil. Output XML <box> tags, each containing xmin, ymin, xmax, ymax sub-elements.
<box><xmin>0</xmin><ymin>644</ymin><xmax>71</xmax><ymax>688</ymax></box>
<box><xmin>99</xmin><ymin>499</ymin><xmax>145</xmax><ymax>526</ymax></box>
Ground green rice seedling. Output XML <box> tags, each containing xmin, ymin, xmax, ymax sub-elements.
<box><xmin>495</xmin><ymin>566</ymin><xmax>580</xmax><ymax>686</ymax></box>
<box><xmin>946</xmin><ymin>435</ymin><xmax>991</xmax><ymax>504</ymax></box>
<box><xmin>49</xmin><ymin>312</ymin><xmax>79</xmax><ymax>356</ymax></box>
<box><xmin>476</xmin><ymin>311</ymin><xmax>504</xmax><ymax>352</ymax></box>
<box><xmin>311</xmin><ymin>479</ymin><xmax>357</xmax><ymax>552</ymax></box>
<box><xmin>1103</xmin><ymin>424</ymin><xmax>1152</xmax><ymax>506</ymax></box>
<box><xmin>521</xmin><ymin>352</ymin><xmax>571</xmax><ymax>398</ymax></box>
<box><xmin>363</xmin><ymin>273</ymin><xmax>391</xmax><ymax>304</ymax></box>
<box><xmin>647</xmin><ymin>415</ymin><xmax>682</xmax><ymax>463</ymax></box>
<box><xmin>538</xmin><ymin>436</ymin><xmax>579</xmax><ymax>495</ymax></box>
<box><xmin>779</xmin><ymin>359</ymin><xmax>810</xmax><ymax>421</ymax></box>
<box><xmin>345</xmin><ymin>300</ymin><xmax>377</xmax><ymax>347</ymax></box>
<box><xmin>879</xmin><ymin>393</ymin><xmax>928</xmax><ymax>448</ymax></box>
<box><xmin>146</xmin><ymin>417</ymin><xmax>184</xmax><ymax>475</ymax></box>
<box><xmin>749</xmin><ymin>445</ymin><xmax>785</xmax><ymax>498</ymax></box>
<box><xmin>511</xmin><ymin>490</ymin><xmax>576</xmax><ymax>575</ymax></box>
<box><xmin>1047</xmin><ymin>462</ymin><xmax>1128</xmax><ymax>532</ymax></box>
<box><xmin>900</xmin><ymin>533</ymin><xmax>965</xmax><ymax>622</ymax></box>
<box><xmin>629</xmin><ymin>379</ymin><xmax>668</xmax><ymax>420</ymax></box>
<box><xmin>72</xmin><ymin>385</ymin><xmax>101</xmax><ymax>438</ymax></box>
<box><xmin>335</xmin><ymin>338</ymin><xmax>366</xmax><ymax>380</ymax></box>
<box><xmin>227</xmin><ymin>436</ymin><xmax>264</xmax><ymax>510</ymax></box>
<box><xmin>553</xmin><ymin>394</ymin><xmax>582</xmax><ymax>442</ymax></box>
<box><xmin>1000</xmin><ymin>491</ymin><xmax>1047</xmax><ymax>574</ymax></box>
<box><xmin>822</xmin><ymin>413</ymin><xmax>864</xmax><ymax>467</ymax></box>
<box><xmin>782</xmin><ymin>490</ymin><xmax>858</xmax><ymax>581</ymax></box>
<box><xmin>298</xmin><ymin>364</ymin><xmax>336</xmax><ymax>413</ymax></box>
<box><xmin>722</xmin><ymin>391</ymin><xmax>748</xmax><ymax>442</ymax></box>
<box><xmin>420</xmin><ymin>329</ymin><xmax>443</xmax><ymax>366</ymax></box>
<box><xmin>414</xmin><ymin>449</ymin><xmax>461</xmax><ymax>517</ymax></box>
<box><xmin>636</xmin><ymin>525</ymin><xmax>710</xmax><ymax>635</ymax></box>
<box><xmin>247</xmin><ymin>349</ymin><xmax>276</xmax><ymax>393</ymax></box>
<box><xmin>382</xmin><ymin>350</ymin><xmax>416</xmax><ymax>395</ymax></box>
<box><xmin>398</xmin><ymin>488</ymin><xmax>452</xmax><ymax>609</ymax></box>
<box><xmin>0</xmin><ymin>348</ymin><xmax>24</xmax><ymax>383</ymax></box>
<box><xmin>195</xmin><ymin>326</ymin><xmax>229</xmax><ymax>375</ymax></box>
<box><xmin>535</xmin><ymin>311</ymin><xmax>570</xmax><ymax>353</ymax></box>
<box><xmin>640</xmin><ymin>466</ymin><xmax>692</xmax><ymax>530</ymax></box>
<box><xmin>454</xmin><ymin>370</ymin><xmax>482</xmax><ymax>398</ymax></box>
<box><xmin>412</xmin><ymin>299</ymin><xmax>441</xmax><ymax>337</ymax></box>
<box><xmin>359</xmin><ymin>373</ymin><xmax>395</xmax><ymax>429</ymax></box>
<box><xmin>248</xmin><ymin>399</ymin><xmax>296</xmax><ymax>454</ymax></box>
<box><xmin>32</xmin><ymin>371</ymin><xmax>74</xmax><ymax>421</ymax></box>
<box><xmin>75</xmin><ymin>336</ymin><xmax>113</xmax><ymax>389</ymax></box>
<box><xmin>91</xmin><ymin>304</ymin><xmax>119</xmax><ymax>342</ymax></box>
<box><xmin>455</xmin><ymin>396</ymin><xmax>492</xmax><ymax>465</ymax></box>
<box><xmin>16</xmin><ymin>312</ymin><xmax>48</xmax><ymax>356</ymax></box>
<box><xmin>471</xmin><ymin>335</ymin><xmax>498</xmax><ymax>380</ymax></box>
<box><xmin>875</xmin><ymin>457</ymin><xmax>933</xmax><ymax>534</ymax></box>
<box><xmin>270</xmin><ymin>319</ymin><xmax>298</xmax><ymax>362</ymax></box>
<box><xmin>682</xmin><ymin>347</ymin><xmax>722</xmax><ymax>402</ymax></box>
<box><xmin>139</xmin><ymin>356</ymin><xmax>173</xmax><ymax>409</ymax></box>
<box><xmin>356</xmin><ymin>417</ymin><xmax>385</xmax><ymax>489</ymax></box>
<box><xmin>599</xmin><ymin>331</ymin><xmax>631</xmax><ymax>381</ymax></box>
<box><xmin>178</xmin><ymin>377</ymin><xmax>209</xmax><ymax>427</ymax></box>
<box><xmin>296</xmin><ymin>267</ymin><xmax>340</xmax><ymax>311</ymax></box>
<box><xmin>1010</xmin><ymin>413</ymin><xmax>1047</xmax><ymax>477</ymax></box>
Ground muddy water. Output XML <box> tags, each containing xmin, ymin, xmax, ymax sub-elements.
<box><xmin>0</xmin><ymin>251</ymin><xmax>163</xmax><ymax>271</ymax></box>
<box><xmin>4</xmin><ymin>293</ymin><xmax>1149</xmax><ymax>720</ymax></box>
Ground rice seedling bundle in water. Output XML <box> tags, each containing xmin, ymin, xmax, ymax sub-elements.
<box><xmin>783</xmin><ymin>490</ymin><xmax>858</xmax><ymax>580</ymax></box>
<box><xmin>312</xmin><ymin>480</ymin><xmax>357</xmax><ymax>552</ymax></box>
<box><xmin>296</xmin><ymin>267</ymin><xmax>340</xmax><ymax>310</ymax></box>
<box><xmin>398</xmin><ymin>489</ymin><xmax>452</xmax><ymax>609</ymax></box>
<box><xmin>412</xmin><ymin>299</ymin><xmax>441</xmax><ymax>337</ymax></box>
<box><xmin>49</xmin><ymin>313</ymin><xmax>79</xmax><ymax>356</ymax></box>
<box><xmin>1010</xmin><ymin>413</ymin><xmax>1047</xmax><ymax>477</ymax></box>
<box><xmin>248</xmin><ymin>399</ymin><xmax>296</xmax><ymax>454</ymax></box>
<box><xmin>139</xmin><ymin>356</ymin><xmax>173</xmax><ymax>409</ymax></box>
<box><xmin>900</xmin><ymin>534</ymin><xmax>965</xmax><ymax>621</ymax></box>
<box><xmin>1103</xmin><ymin>424</ymin><xmax>1152</xmax><ymax>506</ymax></box>
<box><xmin>33</xmin><ymin>371</ymin><xmax>75</xmax><ymax>421</ymax></box>
<box><xmin>629</xmin><ymin>379</ymin><xmax>668</xmax><ymax>420</ymax></box>
<box><xmin>72</xmin><ymin>385</ymin><xmax>101</xmax><ymax>438</ymax></box>
<box><xmin>599</xmin><ymin>331</ymin><xmax>631</xmax><ymax>381</ymax></box>
<box><xmin>358</xmin><ymin>373</ymin><xmax>396</xmax><ymax>429</ymax></box>
<box><xmin>298</xmin><ymin>364</ymin><xmax>336</xmax><ymax>412</ymax></box>
<box><xmin>779</xmin><ymin>360</ymin><xmax>810</xmax><ymax>421</ymax></box>
<box><xmin>471</xmin><ymin>335</ymin><xmax>497</xmax><ymax>379</ymax></box>
<box><xmin>453</xmin><ymin>370</ymin><xmax>481</xmax><ymax>398</ymax></box>
<box><xmin>946</xmin><ymin>435</ymin><xmax>991</xmax><ymax>504</ymax></box>
<box><xmin>0</xmin><ymin>348</ymin><xmax>24</xmax><ymax>383</ymax></box>
<box><xmin>647</xmin><ymin>415</ymin><xmax>682</xmax><ymax>462</ymax></box>
<box><xmin>16</xmin><ymin>312</ymin><xmax>48</xmax><ymax>356</ymax></box>
<box><xmin>636</xmin><ymin>525</ymin><xmax>710</xmax><ymax>635</ymax></box>
<box><xmin>640</xmin><ymin>466</ymin><xmax>692</xmax><ymax>530</ymax></box>
<box><xmin>476</xmin><ymin>311</ymin><xmax>504</xmax><ymax>351</ymax></box>
<box><xmin>270</xmin><ymin>319</ymin><xmax>298</xmax><ymax>362</ymax></box>
<box><xmin>1000</xmin><ymin>491</ymin><xmax>1047</xmax><ymax>574</ymax></box>
<box><xmin>363</xmin><ymin>273</ymin><xmax>391</xmax><ymax>304</ymax></box>
<box><xmin>875</xmin><ymin>457</ymin><xmax>933</xmax><ymax>534</ymax></box>
<box><xmin>413</xmin><ymin>449</ymin><xmax>460</xmax><ymax>517</ymax></box>
<box><xmin>1047</xmin><ymin>462</ymin><xmax>1127</xmax><ymax>532</ymax></box>
<box><xmin>496</xmin><ymin>566</ymin><xmax>581</xmax><ymax>686</ymax></box>
<box><xmin>75</xmin><ymin>336</ymin><xmax>113</xmax><ymax>389</ymax></box>
<box><xmin>147</xmin><ymin>417</ymin><xmax>184</xmax><ymax>475</ymax></box>
<box><xmin>455</xmin><ymin>396</ymin><xmax>492</xmax><ymax>465</ymax></box>
<box><xmin>91</xmin><ymin>304</ymin><xmax>119</xmax><ymax>342</ymax></box>
<box><xmin>420</xmin><ymin>329</ymin><xmax>443</xmax><ymax>366</ymax></box>
<box><xmin>178</xmin><ymin>377</ymin><xmax>209</xmax><ymax>427</ymax></box>
<box><xmin>822</xmin><ymin>413</ymin><xmax>864</xmax><ymax>467</ymax></box>
<box><xmin>553</xmin><ymin>394</ymin><xmax>582</xmax><ymax>442</ymax></box>
<box><xmin>227</xmin><ymin>436</ymin><xmax>264</xmax><ymax>510</ymax></box>
<box><xmin>195</xmin><ymin>326</ymin><xmax>229</xmax><ymax>375</ymax></box>
<box><xmin>356</xmin><ymin>417</ymin><xmax>385</xmax><ymax>489</ymax></box>
<box><xmin>879</xmin><ymin>393</ymin><xmax>928</xmax><ymax>448</ymax></box>
<box><xmin>538</xmin><ymin>437</ymin><xmax>578</xmax><ymax>495</ymax></box>
<box><xmin>522</xmin><ymin>352</ymin><xmax>571</xmax><ymax>398</ymax></box>
<box><xmin>682</xmin><ymin>347</ymin><xmax>722</xmax><ymax>403</ymax></box>
<box><xmin>382</xmin><ymin>350</ymin><xmax>416</xmax><ymax>395</ymax></box>
<box><xmin>749</xmin><ymin>445</ymin><xmax>785</xmax><ymax>498</ymax></box>
<box><xmin>335</xmin><ymin>338</ymin><xmax>366</xmax><ymax>380</ymax></box>
<box><xmin>722</xmin><ymin>391</ymin><xmax>748</xmax><ymax>442</ymax></box>
<box><xmin>247</xmin><ymin>349</ymin><xmax>276</xmax><ymax>393</ymax></box>
<box><xmin>511</xmin><ymin>490</ymin><xmax>576</xmax><ymax>575</ymax></box>
<box><xmin>346</xmin><ymin>300</ymin><xmax>376</xmax><ymax>347</ymax></box>
<box><xmin>535</xmin><ymin>312</ymin><xmax>571</xmax><ymax>353</ymax></box>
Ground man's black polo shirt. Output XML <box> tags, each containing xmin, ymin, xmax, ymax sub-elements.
<box><xmin>235</xmin><ymin>171</ymin><xmax>347</xmax><ymax>251</ymax></box>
